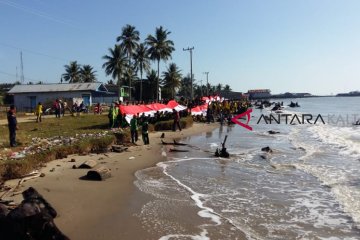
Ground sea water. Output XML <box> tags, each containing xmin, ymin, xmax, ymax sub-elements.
<box><xmin>135</xmin><ymin>97</ymin><xmax>360</xmax><ymax>239</ymax></box>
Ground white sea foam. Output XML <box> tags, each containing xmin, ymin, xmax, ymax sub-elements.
<box><xmin>308</xmin><ymin>125</ymin><xmax>360</xmax><ymax>158</ymax></box>
<box><xmin>157</xmin><ymin>159</ymin><xmax>264</xmax><ymax>240</ymax></box>
<box><xmin>159</xmin><ymin>229</ymin><xmax>209</xmax><ymax>240</ymax></box>
<box><xmin>287</xmin><ymin>126</ymin><xmax>319</xmax><ymax>161</ymax></box>
<box><xmin>208</xmin><ymin>143</ymin><xmax>218</xmax><ymax>149</ymax></box>
<box><xmin>158</xmin><ymin>162</ymin><xmax>222</xmax><ymax>226</ymax></box>
<box><xmin>295</xmin><ymin>164</ymin><xmax>360</xmax><ymax>228</ymax></box>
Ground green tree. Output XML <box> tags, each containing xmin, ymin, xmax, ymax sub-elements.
<box><xmin>102</xmin><ymin>45</ymin><xmax>128</xmax><ymax>86</ymax></box>
<box><xmin>162</xmin><ymin>63</ymin><xmax>182</xmax><ymax>99</ymax></box>
<box><xmin>209</xmin><ymin>85</ymin><xmax>216</xmax><ymax>95</ymax></box>
<box><xmin>107</xmin><ymin>79</ymin><xmax>115</xmax><ymax>85</ymax></box>
<box><xmin>178</xmin><ymin>74</ymin><xmax>192</xmax><ymax>98</ymax></box>
<box><xmin>216</xmin><ymin>83</ymin><xmax>223</xmax><ymax>93</ymax></box>
<box><xmin>194</xmin><ymin>83</ymin><xmax>207</xmax><ymax>98</ymax></box>
<box><xmin>134</xmin><ymin>43</ymin><xmax>150</xmax><ymax>101</ymax></box>
<box><xmin>80</xmin><ymin>65</ymin><xmax>97</xmax><ymax>83</ymax></box>
<box><xmin>123</xmin><ymin>66</ymin><xmax>138</xmax><ymax>99</ymax></box>
<box><xmin>146</xmin><ymin>69</ymin><xmax>159</xmax><ymax>101</ymax></box>
<box><xmin>62</xmin><ymin>61</ymin><xmax>81</xmax><ymax>83</ymax></box>
<box><xmin>223</xmin><ymin>84</ymin><xmax>232</xmax><ymax>93</ymax></box>
<box><xmin>146</xmin><ymin>26</ymin><xmax>175</xmax><ymax>101</ymax></box>
<box><xmin>117</xmin><ymin>24</ymin><xmax>140</xmax><ymax>100</ymax></box>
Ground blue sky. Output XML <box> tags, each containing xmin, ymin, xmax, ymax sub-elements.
<box><xmin>0</xmin><ymin>0</ymin><xmax>359</xmax><ymax>95</ymax></box>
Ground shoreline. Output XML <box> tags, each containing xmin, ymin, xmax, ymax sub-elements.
<box><xmin>1</xmin><ymin>122</ymin><xmax>219</xmax><ymax>240</ymax></box>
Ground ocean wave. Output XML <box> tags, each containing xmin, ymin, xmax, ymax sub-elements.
<box><xmin>308</xmin><ymin>125</ymin><xmax>360</xmax><ymax>158</ymax></box>
<box><xmin>287</xmin><ymin>126</ymin><xmax>320</xmax><ymax>161</ymax></box>
<box><xmin>295</xmin><ymin>164</ymin><xmax>360</xmax><ymax>228</ymax></box>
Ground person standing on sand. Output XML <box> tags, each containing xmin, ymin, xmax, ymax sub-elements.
<box><xmin>53</xmin><ymin>99</ymin><xmax>61</xmax><ymax>118</ymax></box>
<box><xmin>35</xmin><ymin>102</ymin><xmax>43</xmax><ymax>123</ymax></box>
<box><xmin>108</xmin><ymin>104</ymin><xmax>116</xmax><ymax>128</ymax></box>
<box><xmin>172</xmin><ymin>109</ymin><xmax>182</xmax><ymax>131</ymax></box>
<box><xmin>7</xmin><ymin>105</ymin><xmax>18</xmax><ymax>147</ymax></box>
<box><xmin>130</xmin><ymin>115</ymin><xmax>138</xmax><ymax>144</ymax></box>
<box><xmin>62</xmin><ymin>100</ymin><xmax>67</xmax><ymax>116</ymax></box>
<box><xmin>142</xmin><ymin>117</ymin><xmax>149</xmax><ymax>145</ymax></box>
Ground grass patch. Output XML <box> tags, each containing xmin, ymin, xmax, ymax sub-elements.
<box><xmin>0</xmin><ymin>114</ymin><xmax>193</xmax><ymax>182</ymax></box>
<box><xmin>0</xmin><ymin>114</ymin><xmax>109</xmax><ymax>148</ymax></box>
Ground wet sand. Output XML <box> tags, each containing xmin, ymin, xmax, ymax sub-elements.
<box><xmin>1</xmin><ymin>123</ymin><xmax>219</xmax><ymax>240</ymax></box>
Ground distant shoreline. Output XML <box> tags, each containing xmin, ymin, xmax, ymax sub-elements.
<box><xmin>251</xmin><ymin>95</ymin><xmax>360</xmax><ymax>100</ymax></box>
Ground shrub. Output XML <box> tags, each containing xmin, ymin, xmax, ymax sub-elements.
<box><xmin>154</xmin><ymin>116</ymin><xmax>193</xmax><ymax>131</ymax></box>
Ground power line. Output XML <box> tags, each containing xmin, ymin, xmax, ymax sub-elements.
<box><xmin>0</xmin><ymin>0</ymin><xmax>79</xmax><ymax>28</ymax></box>
<box><xmin>0</xmin><ymin>42</ymin><xmax>69</xmax><ymax>62</ymax></box>
<box><xmin>0</xmin><ymin>70</ymin><xmax>43</xmax><ymax>83</ymax></box>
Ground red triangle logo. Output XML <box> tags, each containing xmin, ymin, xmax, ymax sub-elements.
<box><xmin>231</xmin><ymin>108</ymin><xmax>253</xmax><ymax>131</ymax></box>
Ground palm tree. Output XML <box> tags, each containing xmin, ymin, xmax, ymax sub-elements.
<box><xmin>216</xmin><ymin>83</ymin><xmax>223</xmax><ymax>94</ymax></box>
<box><xmin>80</xmin><ymin>65</ymin><xmax>97</xmax><ymax>83</ymax></box>
<box><xmin>62</xmin><ymin>61</ymin><xmax>81</xmax><ymax>83</ymax></box>
<box><xmin>107</xmin><ymin>79</ymin><xmax>115</xmax><ymax>85</ymax></box>
<box><xmin>146</xmin><ymin>70</ymin><xmax>159</xmax><ymax>101</ymax></box>
<box><xmin>223</xmin><ymin>84</ymin><xmax>232</xmax><ymax>93</ymax></box>
<box><xmin>209</xmin><ymin>85</ymin><xmax>216</xmax><ymax>95</ymax></box>
<box><xmin>123</xmin><ymin>66</ymin><xmax>138</xmax><ymax>99</ymax></box>
<box><xmin>117</xmin><ymin>24</ymin><xmax>140</xmax><ymax>100</ymax></box>
<box><xmin>134</xmin><ymin>43</ymin><xmax>150</xmax><ymax>101</ymax></box>
<box><xmin>102</xmin><ymin>45</ymin><xmax>128</xmax><ymax>86</ymax></box>
<box><xmin>194</xmin><ymin>84</ymin><xmax>206</xmax><ymax>97</ymax></box>
<box><xmin>162</xmin><ymin>63</ymin><xmax>182</xmax><ymax>99</ymax></box>
<box><xmin>178</xmin><ymin>75</ymin><xmax>192</xmax><ymax>98</ymax></box>
<box><xmin>146</xmin><ymin>26</ymin><xmax>175</xmax><ymax>101</ymax></box>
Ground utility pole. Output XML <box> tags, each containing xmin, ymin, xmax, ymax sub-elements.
<box><xmin>203</xmin><ymin>72</ymin><xmax>209</xmax><ymax>96</ymax></box>
<box><xmin>20</xmin><ymin>51</ymin><xmax>25</xmax><ymax>84</ymax></box>
<box><xmin>183</xmin><ymin>47</ymin><xmax>194</xmax><ymax>99</ymax></box>
<box><xmin>199</xmin><ymin>80</ymin><xmax>203</xmax><ymax>96</ymax></box>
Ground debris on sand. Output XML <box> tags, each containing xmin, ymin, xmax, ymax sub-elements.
<box><xmin>0</xmin><ymin>187</ymin><xmax>69</xmax><ymax>240</ymax></box>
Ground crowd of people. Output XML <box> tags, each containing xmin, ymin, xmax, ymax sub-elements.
<box><xmin>107</xmin><ymin>102</ymin><xmax>184</xmax><ymax>145</ymax></box>
<box><xmin>5</xmin><ymin>96</ymin><xmax>251</xmax><ymax>147</ymax></box>
<box><xmin>192</xmin><ymin>99</ymin><xmax>251</xmax><ymax>125</ymax></box>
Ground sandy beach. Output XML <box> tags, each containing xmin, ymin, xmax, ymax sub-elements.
<box><xmin>1</xmin><ymin>122</ymin><xmax>219</xmax><ymax>240</ymax></box>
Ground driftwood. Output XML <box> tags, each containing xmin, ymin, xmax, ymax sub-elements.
<box><xmin>111</xmin><ymin>145</ymin><xmax>128</xmax><ymax>153</ymax></box>
<box><xmin>161</xmin><ymin>140</ymin><xmax>188</xmax><ymax>146</ymax></box>
<box><xmin>161</xmin><ymin>140</ymin><xmax>172</xmax><ymax>145</ymax></box>
<box><xmin>268</xmin><ymin>130</ymin><xmax>280</xmax><ymax>134</ymax></box>
<box><xmin>0</xmin><ymin>171</ymin><xmax>41</xmax><ymax>200</ymax></box>
<box><xmin>261</xmin><ymin>146</ymin><xmax>273</xmax><ymax>153</ymax></box>
<box><xmin>78</xmin><ymin>159</ymin><xmax>98</xmax><ymax>169</ymax></box>
<box><xmin>0</xmin><ymin>187</ymin><xmax>69</xmax><ymax>240</ymax></box>
<box><xmin>169</xmin><ymin>149</ymin><xmax>189</xmax><ymax>152</ymax></box>
<box><xmin>215</xmin><ymin>135</ymin><xmax>230</xmax><ymax>158</ymax></box>
<box><xmin>85</xmin><ymin>166</ymin><xmax>111</xmax><ymax>181</ymax></box>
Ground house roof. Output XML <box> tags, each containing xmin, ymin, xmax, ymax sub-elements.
<box><xmin>8</xmin><ymin>83</ymin><xmax>108</xmax><ymax>94</ymax></box>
